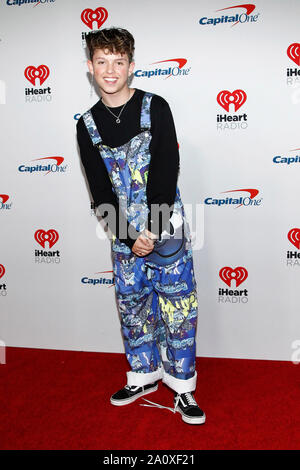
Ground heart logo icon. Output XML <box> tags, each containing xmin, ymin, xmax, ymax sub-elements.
<box><xmin>0</xmin><ymin>264</ymin><xmax>5</xmax><ymax>279</ymax></box>
<box><xmin>81</xmin><ymin>7</ymin><xmax>108</xmax><ymax>30</ymax></box>
<box><xmin>287</xmin><ymin>43</ymin><xmax>300</xmax><ymax>66</ymax></box>
<box><xmin>217</xmin><ymin>89</ymin><xmax>247</xmax><ymax>112</ymax></box>
<box><xmin>219</xmin><ymin>266</ymin><xmax>248</xmax><ymax>287</ymax></box>
<box><xmin>34</xmin><ymin>229</ymin><xmax>59</xmax><ymax>249</ymax></box>
<box><xmin>287</xmin><ymin>228</ymin><xmax>300</xmax><ymax>249</ymax></box>
<box><xmin>24</xmin><ymin>65</ymin><xmax>50</xmax><ymax>86</ymax></box>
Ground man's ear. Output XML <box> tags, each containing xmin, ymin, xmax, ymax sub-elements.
<box><xmin>129</xmin><ymin>61</ymin><xmax>135</xmax><ymax>76</ymax></box>
<box><xmin>87</xmin><ymin>60</ymin><xmax>94</xmax><ymax>75</ymax></box>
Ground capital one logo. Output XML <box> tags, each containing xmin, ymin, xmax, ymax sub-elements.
<box><xmin>217</xmin><ymin>89</ymin><xmax>247</xmax><ymax>112</ymax></box>
<box><xmin>205</xmin><ymin>188</ymin><xmax>261</xmax><ymax>208</ymax></box>
<box><xmin>199</xmin><ymin>3</ymin><xmax>259</xmax><ymax>27</ymax></box>
<box><xmin>31</xmin><ymin>156</ymin><xmax>64</xmax><ymax>166</ymax></box>
<box><xmin>134</xmin><ymin>58</ymin><xmax>191</xmax><ymax>79</ymax></box>
<box><xmin>81</xmin><ymin>7</ymin><xmax>108</xmax><ymax>29</ymax></box>
<box><xmin>219</xmin><ymin>266</ymin><xmax>248</xmax><ymax>287</ymax></box>
<box><xmin>18</xmin><ymin>156</ymin><xmax>66</xmax><ymax>175</ymax></box>
<box><xmin>0</xmin><ymin>194</ymin><xmax>9</xmax><ymax>204</ymax></box>
<box><xmin>34</xmin><ymin>229</ymin><xmax>59</xmax><ymax>248</ymax></box>
<box><xmin>95</xmin><ymin>270</ymin><xmax>114</xmax><ymax>287</ymax></box>
<box><xmin>288</xmin><ymin>228</ymin><xmax>300</xmax><ymax>249</ymax></box>
<box><xmin>150</xmin><ymin>58</ymin><xmax>188</xmax><ymax>79</ymax></box>
<box><xmin>0</xmin><ymin>194</ymin><xmax>11</xmax><ymax>210</ymax></box>
<box><xmin>0</xmin><ymin>264</ymin><xmax>5</xmax><ymax>279</ymax></box>
<box><xmin>287</xmin><ymin>43</ymin><xmax>300</xmax><ymax>66</ymax></box>
<box><xmin>273</xmin><ymin>148</ymin><xmax>300</xmax><ymax>166</ymax></box>
<box><xmin>24</xmin><ymin>65</ymin><xmax>50</xmax><ymax>86</ymax></box>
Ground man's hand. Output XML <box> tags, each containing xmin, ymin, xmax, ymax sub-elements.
<box><xmin>132</xmin><ymin>230</ymin><xmax>157</xmax><ymax>257</ymax></box>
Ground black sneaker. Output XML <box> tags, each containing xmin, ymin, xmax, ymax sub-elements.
<box><xmin>110</xmin><ymin>382</ymin><xmax>158</xmax><ymax>406</ymax></box>
<box><xmin>174</xmin><ymin>392</ymin><xmax>206</xmax><ymax>425</ymax></box>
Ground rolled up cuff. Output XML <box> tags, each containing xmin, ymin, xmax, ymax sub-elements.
<box><xmin>127</xmin><ymin>367</ymin><xmax>164</xmax><ymax>387</ymax></box>
<box><xmin>162</xmin><ymin>370</ymin><xmax>197</xmax><ymax>394</ymax></box>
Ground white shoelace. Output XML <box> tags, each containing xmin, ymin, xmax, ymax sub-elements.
<box><xmin>140</xmin><ymin>397</ymin><xmax>178</xmax><ymax>413</ymax></box>
<box><xmin>184</xmin><ymin>392</ymin><xmax>198</xmax><ymax>407</ymax></box>
<box><xmin>140</xmin><ymin>393</ymin><xmax>197</xmax><ymax>413</ymax></box>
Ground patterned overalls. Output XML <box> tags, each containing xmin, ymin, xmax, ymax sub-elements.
<box><xmin>83</xmin><ymin>92</ymin><xmax>198</xmax><ymax>394</ymax></box>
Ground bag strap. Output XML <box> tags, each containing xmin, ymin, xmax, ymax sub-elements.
<box><xmin>140</xmin><ymin>92</ymin><xmax>153</xmax><ymax>131</ymax></box>
<box><xmin>83</xmin><ymin>91</ymin><xmax>154</xmax><ymax>144</ymax></box>
<box><xmin>82</xmin><ymin>110</ymin><xmax>102</xmax><ymax>146</ymax></box>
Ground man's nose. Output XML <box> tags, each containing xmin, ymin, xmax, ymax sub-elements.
<box><xmin>106</xmin><ymin>63</ymin><xmax>115</xmax><ymax>73</ymax></box>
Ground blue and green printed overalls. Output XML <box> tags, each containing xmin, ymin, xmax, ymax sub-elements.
<box><xmin>83</xmin><ymin>92</ymin><xmax>198</xmax><ymax>394</ymax></box>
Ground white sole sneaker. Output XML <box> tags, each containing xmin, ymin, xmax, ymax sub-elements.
<box><xmin>110</xmin><ymin>384</ymin><xmax>158</xmax><ymax>407</ymax></box>
<box><xmin>176</xmin><ymin>408</ymin><xmax>206</xmax><ymax>425</ymax></box>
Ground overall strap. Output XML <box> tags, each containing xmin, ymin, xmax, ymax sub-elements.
<box><xmin>140</xmin><ymin>92</ymin><xmax>153</xmax><ymax>131</ymax></box>
<box><xmin>82</xmin><ymin>110</ymin><xmax>102</xmax><ymax>146</ymax></box>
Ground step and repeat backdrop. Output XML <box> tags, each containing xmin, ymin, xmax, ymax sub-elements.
<box><xmin>1</xmin><ymin>0</ymin><xmax>300</xmax><ymax>362</ymax></box>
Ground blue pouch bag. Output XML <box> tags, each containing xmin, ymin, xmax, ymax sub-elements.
<box><xmin>145</xmin><ymin>211</ymin><xmax>186</xmax><ymax>266</ymax></box>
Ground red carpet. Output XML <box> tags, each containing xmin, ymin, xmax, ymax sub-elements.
<box><xmin>1</xmin><ymin>347</ymin><xmax>299</xmax><ymax>450</ymax></box>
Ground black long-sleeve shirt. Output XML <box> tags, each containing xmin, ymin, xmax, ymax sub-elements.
<box><xmin>76</xmin><ymin>88</ymin><xmax>180</xmax><ymax>249</ymax></box>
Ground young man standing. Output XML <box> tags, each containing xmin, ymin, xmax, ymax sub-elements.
<box><xmin>77</xmin><ymin>28</ymin><xmax>205</xmax><ymax>425</ymax></box>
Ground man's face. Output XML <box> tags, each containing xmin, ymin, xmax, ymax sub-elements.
<box><xmin>88</xmin><ymin>48</ymin><xmax>135</xmax><ymax>96</ymax></box>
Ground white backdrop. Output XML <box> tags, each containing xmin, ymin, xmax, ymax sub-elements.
<box><xmin>1</xmin><ymin>0</ymin><xmax>300</xmax><ymax>361</ymax></box>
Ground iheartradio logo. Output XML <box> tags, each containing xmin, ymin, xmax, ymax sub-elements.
<box><xmin>216</xmin><ymin>89</ymin><xmax>248</xmax><ymax>130</ymax></box>
<box><xmin>287</xmin><ymin>43</ymin><xmax>300</xmax><ymax>66</ymax></box>
<box><xmin>34</xmin><ymin>229</ymin><xmax>59</xmax><ymax>249</ymax></box>
<box><xmin>0</xmin><ymin>263</ymin><xmax>6</xmax><ymax>296</ymax></box>
<box><xmin>219</xmin><ymin>266</ymin><xmax>248</xmax><ymax>287</ymax></box>
<box><xmin>0</xmin><ymin>264</ymin><xmax>5</xmax><ymax>279</ymax></box>
<box><xmin>217</xmin><ymin>89</ymin><xmax>247</xmax><ymax>112</ymax></box>
<box><xmin>287</xmin><ymin>228</ymin><xmax>300</xmax><ymax>249</ymax></box>
<box><xmin>24</xmin><ymin>65</ymin><xmax>50</xmax><ymax>86</ymax></box>
<box><xmin>81</xmin><ymin>7</ymin><xmax>108</xmax><ymax>30</ymax></box>
<box><xmin>286</xmin><ymin>43</ymin><xmax>300</xmax><ymax>86</ymax></box>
